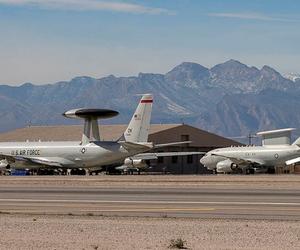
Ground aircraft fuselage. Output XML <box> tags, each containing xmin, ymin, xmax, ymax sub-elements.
<box><xmin>200</xmin><ymin>145</ymin><xmax>300</xmax><ymax>171</ymax></box>
<box><xmin>0</xmin><ymin>141</ymin><xmax>144</xmax><ymax>169</ymax></box>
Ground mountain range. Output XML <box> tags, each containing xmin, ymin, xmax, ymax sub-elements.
<box><xmin>1</xmin><ymin>59</ymin><xmax>300</xmax><ymax>140</ymax></box>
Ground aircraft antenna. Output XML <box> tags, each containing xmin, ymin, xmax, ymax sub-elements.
<box><xmin>248</xmin><ymin>132</ymin><xmax>256</xmax><ymax>145</ymax></box>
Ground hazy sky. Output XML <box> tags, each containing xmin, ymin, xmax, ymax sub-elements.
<box><xmin>0</xmin><ymin>0</ymin><xmax>299</xmax><ymax>85</ymax></box>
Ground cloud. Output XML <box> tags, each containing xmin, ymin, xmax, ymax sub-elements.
<box><xmin>208</xmin><ymin>12</ymin><xmax>298</xmax><ymax>22</ymax></box>
<box><xmin>0</xmin><ymin>0</ymin><xmax>175</xmax><ymax>15</ymax></box>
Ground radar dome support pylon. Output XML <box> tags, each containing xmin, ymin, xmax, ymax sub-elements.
<box><xmin>62</xmin><ymin>108</ymin><xmax>119</xmax><ymax>145</ymax></box>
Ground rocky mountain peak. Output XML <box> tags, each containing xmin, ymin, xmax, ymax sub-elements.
<box><xmin>284</xmin><ymin>73</ymin><xmax>300</xmax><ymax>82</ymax></box>
<box><xmin>210</xmin><ymin>60</ymin><xmax>260</xmax><ymax>91</ymax></box>
<box><xmin>261</xmin><ymin>65</ymin><xmax>281</xmax><ymax>75</ymax></box>
<box><xmin>211</xmin><ymin>59</ymin><xmax>258</xmax><ymax>75</ymax></box>
<box><xmin>165</xmin><ymin>62</ymin><xmax>209</xmax><ymax>86</ymax></box>
<box><xmin>20</xmin><ymin>82</ymin><xmax>34</xmax><ymax>88</ymax></box>
<box><xmin>172</xmin><ymin>61</ymin><xmax>208</xmax><ymax>71</ymax></box>
<box><xmin>138</xmin><ymin>73</ymin><xmax>164</xmax><ymax>81</ymax></box>
<box><xmin>102</xmin><ymin>74</ymin><xmax>116</xmax><ymax>79</ymax></box>
<box><xmin>260</xmin><ymin>65</ymin><xmax>285</xmax><ymax>82</ymax></box>
<box><xmin>70</xmin><ymin>76</ymin><xmax>95</xmax><ymax>84</ymax></box>
<box><xmin>167</xmin><ymin>62</ymin><xmax>209</xmax><ymax>75</ymax></box>
<box><xmin>0</xmin><ymin>59</ymin><xmax>298</xmax><ymax>137</ymax></box>
<box><xmin>219</xmin><ymin>59</ymin><xmax>244</xmax><ymax>67</ymax></box>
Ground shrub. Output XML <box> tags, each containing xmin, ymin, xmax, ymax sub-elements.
<box><xmin>169</xmin><ymin>238</ymin><xmax>187</xmax><ymax>249</ymax></box>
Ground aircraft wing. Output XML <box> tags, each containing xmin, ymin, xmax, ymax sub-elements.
<box><xmin>132</xmin><ymin>151</ymin><xmax>205</xmax><ymax>160</ymax></box>
<box><xmin>285</xmin><ymin>157</ymin><xmax>300</xmax><ymax>165</ymax></box>
<box><xmin>0</xmin><ymin>154</ymin><xmax>66</xmax><ymax>168</ymax></box>
<box><xmin>23</xmin><ymin>157</ymin><xmax>64</xmax><ymax>167</ymax></box>
<box><xmin>118</xmin><ymin>141</ymin><xmax>192</xmax><ymax>151</ymax></box>
<box><xmin>211</xmin><ymin>153</ymin><xmax>265</xmax><ymax>166</ymax></box>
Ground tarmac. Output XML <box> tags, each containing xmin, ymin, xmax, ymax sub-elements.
<box><xmin>0</xmin><ymin>175</ymin><xmax>299</xmax><ymax>249</ymax></box>
<box><xmin>0</xmin><ymin>175</ymin><xmax>299</xmax><ymax>220</ymax></box>
<box><xmin>0</xmin><ymin>186</ymin><xmax>299</xmax><ymax>220</ymax></box>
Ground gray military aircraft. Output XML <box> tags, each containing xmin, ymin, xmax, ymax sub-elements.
<box><xmin>200</xmin><ymin>128</ymin><xmax>300</xmax><ymax>173</ymax></box>
<box><xmin>0</xmin><ymin>94</ymin><xmax>195</xmax><ymax>173</ymax></box>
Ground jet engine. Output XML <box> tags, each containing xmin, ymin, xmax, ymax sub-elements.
<box><xmin>123</xmin><ymin>158</ymin><xmax>148</xmax><ymax>169</ymax></box>
<box><xmin>0</xmin><ymin>159</ymin><xmax>9</xmax><ymax>169</ymax></box>
<box><xmin>216</xmin><ymin>159</ymin><xmax>239</xmax><ymax>173</ymax></box>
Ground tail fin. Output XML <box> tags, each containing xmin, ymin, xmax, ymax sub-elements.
<box><xmin>292</xmin><ymin>137</ymin><xmax>300</xmax><ymax>146</ymax></box>
<box><xmin>122</xmin><ymin>94</ymin><xmax>153</xmax><ymax>143</ymax></box>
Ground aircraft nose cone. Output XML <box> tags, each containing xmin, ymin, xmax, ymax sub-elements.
<box><xmin>200</xmin><ymin>156</ymin><xmax>207</xmax><ymax>166</ymax></box>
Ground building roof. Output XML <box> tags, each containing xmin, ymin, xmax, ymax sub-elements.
<box><xmin>0</xmin><ymin>123</ymin><xmax>241</xmax><ymax>148</ymax></box>
<box><xmin>148</xmin><ymin>124</ymin><xmax>241</xmax><ymax>148</ymax></box>
<box><xmin>0</xmin><ymin>124</ymin><xmax>179</xmax><ymax>142</ymax></box>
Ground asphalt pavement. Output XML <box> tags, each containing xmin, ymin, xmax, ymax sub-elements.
<box><xmin>0</xmin><ymin>181</ymin><xmax>299</xmax><ymax>220</ymax></box>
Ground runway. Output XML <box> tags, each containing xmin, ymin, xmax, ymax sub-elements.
<box><xmin>0</xmin><ymin>181</ymin><xmax>299</xmax><ymax>220</ymax></box>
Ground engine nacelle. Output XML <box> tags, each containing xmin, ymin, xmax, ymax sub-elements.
<box><xmin>0</xmin><ymin>159</ymin><xmax>9</xmax><ymax>169</ymax></box>
<box><xmin>124</xmin><ymin>158</ymin><xmax>148</xmax><ymax>169</ymax></box>
<box><xmin>216</xmin><ymin>159</ymin><xmax>239</xmax><ymax>173</ymax></box>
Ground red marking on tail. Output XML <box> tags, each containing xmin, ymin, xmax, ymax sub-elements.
<box><xmin>141</xmin><ymin>100</ymin><xmax>153</xmax><ymax>103</ymax></box>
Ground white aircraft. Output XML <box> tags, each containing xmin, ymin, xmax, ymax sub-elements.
<box><xmin>200</xmin><ymin>128</ymin><xmax>300</xmax><ymax>173</ymax></box>
<box><xmin>0</xmin><ymin>94</ymin><xmax>197</xmax><ymax>173</ymax></box>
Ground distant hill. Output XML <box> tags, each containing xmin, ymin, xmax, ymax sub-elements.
<box><xmin>1</xmin><ymin>59</ymin><xmax>300</xmax><ymax>139</ymax></box>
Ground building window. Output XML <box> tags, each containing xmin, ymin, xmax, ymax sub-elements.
<box><xmin>157</xmin><ymin>151</ymin><xmax>164</xmax><ymax>163</ymax></box>
<box><xmin>187</xmin><ymin>155</ymin><xmax>193</xmax><ymax>164</ymax></box>
<box><xmin>181</xmin><ymin>134</ymin><xmax>189</xmax><ymax>142</ymax></box>
<box><xmin>172</xmin><ymin>156</ymin><xmax>178</xmax><ymax>164</ymax></box>
<box><xmin>158</xmin><ymin>156</ymin><xmax>164</xmax><ymax>163</ymax></box>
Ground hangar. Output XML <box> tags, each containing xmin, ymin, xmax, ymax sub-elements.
<box><xmin>0</xmin><ymin>123</ymin><xmax>241</xmax><ymax>174</ymax></box>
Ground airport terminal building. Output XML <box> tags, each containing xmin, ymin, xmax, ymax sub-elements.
<box><xmin>0</xmin><ymin>123</ymin><xmax>241</xmax><ymax>174</ymax></box>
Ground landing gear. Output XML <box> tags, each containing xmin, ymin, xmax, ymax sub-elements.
<box><xmin>245</xmin><ymin>168</ymin><xmax>255</xmax><ymax>175</ymax></box>
<box><xmin>128</xmin><ymin>169</ymin><xmax>134</xmax><ymax>175</ymax></box>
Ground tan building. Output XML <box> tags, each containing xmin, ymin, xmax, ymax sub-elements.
<box><xmin>148</xmin><ymin>124</ymin><xmax>242</xmax><ymax>174</ymax></box>
<box><xmin>0</xmin><ymin>124</ymin><xmax>241</xmax><ymax>174</ymax></box>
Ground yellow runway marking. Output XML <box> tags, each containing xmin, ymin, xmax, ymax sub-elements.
<box><xmin>2</xmin><ymin>204</ymin><xmax>299</xmax><ymax>212</ymax></box>
<box><xmin>0</xmin><ymin>198</ymin><xmax>300</xmax><ymax>206</ymax></box>
<box><xmin>220</xmin><ymin>207</ymin><xmax>300</xmax><ymax>212</ymax></box>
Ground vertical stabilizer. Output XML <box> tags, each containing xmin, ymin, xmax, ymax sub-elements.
<box><xmin>123</xmin><ymin>94</ymin><xmax>153</xmax><ymax>143</ymax></box>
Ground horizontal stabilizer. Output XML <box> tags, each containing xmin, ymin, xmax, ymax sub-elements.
<box><xmin>115</xmin><ymin>165</ymin><xmax>139</xmax><ymax>171</ymax></box>
<box><xmin>133</xmin><ymin>151</ymin><xmax>205</xmax><ymax>160</ymax></box>
<box><xmin>154</xmin><ymin>141</ymin><xmax>192</xmax><ymax>149</ymax></box>
<box><xmin>286</xmin><ymin>157</ymin><xmax>300</xmax><ymax>165</ymax></box>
